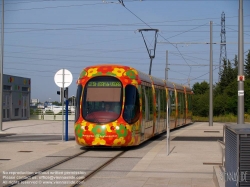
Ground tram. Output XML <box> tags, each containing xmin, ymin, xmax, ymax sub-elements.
<box><xmin>74</xmin><ymin>64</ymin><xmax>193</xmax><ymax>147</ymax></box>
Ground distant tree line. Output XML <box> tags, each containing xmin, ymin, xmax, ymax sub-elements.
<box><xmin>192</xmin><ymin>50</ymin><xmax>250</xmax><ymax>117</ymax></box>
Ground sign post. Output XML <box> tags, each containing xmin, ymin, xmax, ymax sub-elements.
<box><xmin>54</xmin><ymin>69</ymin><xmax>73</xmax><ymax>141</ymax></box>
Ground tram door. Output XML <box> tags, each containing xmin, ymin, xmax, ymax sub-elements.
<box><xmin>3</xmin><ymin>93</ymin><xmax>11</xmax><ymax>121</ymax></box>
<box><xmin>140</xmin><ymin>86</ymin><xmax>146</xmax><ymax>142</ymax></box>
<box><xmin>22</xmin><ymin>94</ymin><xmax>29</xmax><ymax>119</ymax></box>
<box><xmin>141</xmin><ymin>84</ymin><xmax>154</xmax><ymax>141</ymax></box>
<box><xmin>154</xmin><ymin>89</ymin><xmax>161</xmax><ymax>134</ymax></box>
<box><xmin>155</xmin><ymin>88</ymin><xmax>163</xmax><ymax>134</ymax></box>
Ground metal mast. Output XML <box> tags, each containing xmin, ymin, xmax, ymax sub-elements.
<box><xmin>219</xmin><ymin>12</ymin><xmax>227</xmax><ymax>81</ymax></box>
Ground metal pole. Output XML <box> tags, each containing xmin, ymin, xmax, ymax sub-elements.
<box><xmin>62</xmin><ymin>69</ymin><xmax>65</xmax><ymax>141</ymax></box>
<box><xmin>165</xmin><ymin>50</ymin><xmax>168</xmax><ymax>81</ymax></box>
<box><xmin>65</xmin><ymin>99</ymin><xmax>68</xmax><ymax>141</ymax></box>
<box><xmin>238</xmin><ymin>0</ymin><xmax>244</xmax><ymax>124</ymax></box>
<box><xmin>166</xmin><ymin>100</ymin><xmax>170</xmax><ymax>155</ymax></box>
<box><xmin>149</xmin><ymin>57</ymin><xmax>153</xmax><ymax>75</ymax></box>
<box><xmin>0</xmin><ymin>0</ymin><xmax>4</xmax><ymax>131</ymax></box>
<box><xmin>209</xmin><ymin>21</ymin><xmax>213</xmax><ymax>126</ymax></box>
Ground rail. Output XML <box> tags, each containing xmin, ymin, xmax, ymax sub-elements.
<box><xmin>3</xmin><ymin>150</ymin><xmax>88</xmax><ymax>187</ymax></box>
<box><xmin>70</xmin><ymin>150</ymin><xmax>126</xmax><ymax>187</ymax></box>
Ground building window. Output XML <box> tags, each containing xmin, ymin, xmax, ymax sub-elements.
<box><xmin>22</xmin><ymin>87</ymin><xmax>29</xmax><ymax>91</ymax></box>
<box><xmin>15</xmin><ymin>108</ymin><xmax>19</xmax><ymax>116</ymax></box>
<box><xmin>3</xmin><ymin>85</ymin><xmax>11</xmax><ymax>90</ymax></box>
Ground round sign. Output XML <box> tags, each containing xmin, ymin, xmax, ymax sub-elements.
<box><xmin>54</xmin><ymin>69</ymin><xmax>73</xmax><ymax>88</ymax></box>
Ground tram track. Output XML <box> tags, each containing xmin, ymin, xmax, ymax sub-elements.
<box><xmin>70</xmin><ymin>150</ymin><xmax>126</xmax><ymax>187</ymax></box>
<box><xmin>3</xmin><ymin>150</ymin><xmax>88</xmax><ymax>187</ymax></box>
<box><xmin>3</xmin><ymin>149</ymin><xmax>127</xmax><ymax>187</ymax></box>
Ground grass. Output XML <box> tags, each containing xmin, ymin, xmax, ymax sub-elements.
<box><xmin>193</xmin><ymin>114</ymin><xmax>250</xmax><ymax>123</ymax></box>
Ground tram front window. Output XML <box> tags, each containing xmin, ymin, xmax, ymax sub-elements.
<box><xmin>82</xmin><ymin>77</ymin><xmax>122</xmax><ymax>123</ymax></box>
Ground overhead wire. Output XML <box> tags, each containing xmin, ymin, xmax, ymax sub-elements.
<box><xmin>182</xmin><ymin>50</ymin><xmax>250</xmax><ymax>85</ymax></box>
<box><xmin>5</xmin><ymin>2</ymin><xmax>104</xmax><ymax>12</ymax></box>
<box><xmin>114</xmin><ymin>0</ymin><xmax>196</xmax><ymax>80</ymax></box>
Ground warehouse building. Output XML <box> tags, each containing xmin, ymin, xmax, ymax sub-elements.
<box><xmin>2</xmin><ymin>74</ymin><xmax>31</xmax><ymax>121</ymax></box>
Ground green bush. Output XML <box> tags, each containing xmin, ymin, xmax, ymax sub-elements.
<box><xmin>34</xmin><ymin>109</ymin><xmax>43</xmax><ymax>115</ymax></box>
<box><xmin>44</xmin><ymin>110</ymin><xmax>54</xmax><ymax>115</ymax></box>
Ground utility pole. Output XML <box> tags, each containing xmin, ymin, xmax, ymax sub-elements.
<box><xmin>165</xmin><ymin>50</ymin><xmax>168</xmax><ymax>81</ymax></box>
<box><xmin>209</xmin><ymin>21</ymin><xmax>213</xmax><ymax>126</ymax></box>
<box><xmin>187</xmin><ymin>78</ymin><xmax>190</xmax><ymax>87</ymax></box>
<box><xmin>0</xmin><ymin>0</ymin><xmax>4</xmax><ymax>131</ymax></box>
<box><xmin>219</xmin><ymin>12</ymin><xmax>227</xmax><ymax>81</ymax></box>
<box><xmin>238</xmin><ymin>0</ymin><xmax>244</xmax><ymax>124</ymax></box>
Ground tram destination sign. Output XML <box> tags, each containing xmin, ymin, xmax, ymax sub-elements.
<box><xmin>88</xmin><ymin>81</ymin><xmax>121</xmax><ymax>87</ymax></box>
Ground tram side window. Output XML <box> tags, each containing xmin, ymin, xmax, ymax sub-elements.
<box><xmin>177</xmin><ymin>92</ymin><xmax>183</xmax><ymax>118</ymax></box>
<box><xmin>169</xmin><ymin>91</ymin><xmax>176</xmax><ymax>118</ymax></box>
<box><xmin>75</xmin><ymin>85</ymin><xmax>82</xmax><ymax>123</ymax></box>
<box><xmin>188</xmin><ymin>94</ymin><xmax>192</xmax><ymax>115</ymax></box>
<box><xmin>123</xmin><ymin>85</ymin><xmax>140</xmax><ymax>124</ymax></box>
<box><xmin>141</xmin><ymin>86</ymin><xmax>146</xmax><ymax>120</ymax></box>
<box><xmin>145</xmin><ymin>86</ymin><xmax>153</xmax><ymax>121</ymax></box>
<box><xmin>160</xmin><ymin>89</ymin><xmax>166</xmax><ymax>118</ymax></box>
<box><xmin>155</xmin><ymin>89</ymin><xmax>158</xmax><ymax>114</ymax></box>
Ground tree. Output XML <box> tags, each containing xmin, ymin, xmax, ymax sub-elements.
<box><xmin>244</xmin><ymin>50</ymin><xmax>250</xmax><ymax>78</ymax></box>
<box><xmin>52</xmin><ymin>101</ymin><xmax>60</xmax><ymax>105</ymax></box>
<box><xmin>192</xmin><ymin>90</ymin><xmax>209</xmax><ymax>116</ymax></box>
<box><xmin>218</xmin><ymin>59</ymin><xmax>235</xmax><ymax>94</ymax></box>
<box><xmin>232</xmin><ymin>55</ymin><xmax>238</xmax><ymax>79</ymax></box>
<box><xmin>244</xmin><ymin>79</ymin><xmax>250</xmax><ymax>114</ymax></box>
<box><xmin>192</xmin><ymin>81</ymin><xmax>209</xmax><ymax>95</ymax></box>
<box><xmin>192</xmin><ymin>82</ymin><xmax>209</xmax><ymax>117</ymax></box>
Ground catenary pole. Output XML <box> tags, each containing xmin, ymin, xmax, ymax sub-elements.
<box><xmin>165</xmin><ymin>50</ymin><xmax>170</xmax><ymax>156</ymax></box>
<box><xmin>165</xmin><ymin>50</ymin><xmax>168</xmax><ymax>81</ymax></box>
<box><xmin>238</xmin><ymin>0</ymin><xmax>244</xmax><ymax>124</ymax></box>
<box><xmin>209</xmin><ymin>21</ymin><xmax>213</xmax><ymax>126</ymax></box>
<box><xmin>0</xmin><ymin>0</ymin><xmax>4</xmax><ymax>131</ymax></box>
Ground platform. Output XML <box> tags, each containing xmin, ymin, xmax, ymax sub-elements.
<box><xmin>0</xmin><ymin>120</ymin><xmax>225</xmax><ymax>187</ymax></box>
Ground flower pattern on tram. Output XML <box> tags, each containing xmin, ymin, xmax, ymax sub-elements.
<box><xmin>92</xmin><ymin>125</ymin><xmax>106</xmax><ymax>137</ymax></box>
<box><xmin>77</xmin><ymin>137</ymin><xmax>87</xmax><ymax>145</ymax></box>
<box><xmin>80</xmin><ymin>70</ymin><xmax>87</xmax><ymax>78</ymax></box>
<box><xmin>106</xmin><ymin>122</ymin><xmax>118</xmax><ymax>133</ymax></box>
<box><xmin>75</xmin><ymin>124</ymin><xmax>83</xmax><ymax>138</ymax></box>
<box><xmin>92</xmin><ymin>137</ymin><xmax>106</xmax><ymax>145</ymax></box>
<box><xmin>104</xmin><ymin>132</ymin><xmax>118</xmax><ymax>145</ymax></box>
<box><xmin>124</xmin><ymin>130</ymin><xmax>132</xmax><ymax>144</ymax></box>
<box><xmin>113</xmin><ymin>137</ymin><xmax>126</xmax><ymax>146</ymax></box>
<box><xmin>120</xmin><ymin>76</ymin><xmax>132</xmax><ymax>84</ymax></box>
<box><xmin>97</xmin><ymin>66</ymin><xmax>114</xmax><ymax>74</ymax></box>
<box><xmin>87</xmin><ymin>68</ymin><xmax>98</xmax><ymax>77</ymax></box>
<box><xmin>82</xmin><ymin>131</ymin><xmax>95</xmax><ymax>145</ymax></box>
<box><xmin>106</xmin><ymin>72</ymin><xmax>116</xmax><ymax>76</ymax></box>
<box><xmin>131</xmin><ymin>79</ymin><xmax>138</xmax><ymax>86</ymax></box>
<box><xmin>116</xmin><ymin>125</ymin><xmax>128</xmax><ymax>138</ymax></box>
<box><xmin>112</xmin><ymin>68</ymin><xmax>125</xmax><ymax>77</ymax></box>
<box><xmin>127</xmin><ymin>137</ymin><xmax>135</xmax><ymax>146</ymax></box>
<box><xmin>125</xmin><ymin>70</ymin><xmax>137</xmax><ymax>79</ymax></box>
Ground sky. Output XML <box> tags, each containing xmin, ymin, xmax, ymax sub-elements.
<box><xmin>1</xmin><ymin>0</ymin><xmax>250</xmax><ymax>102</ymax></box>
